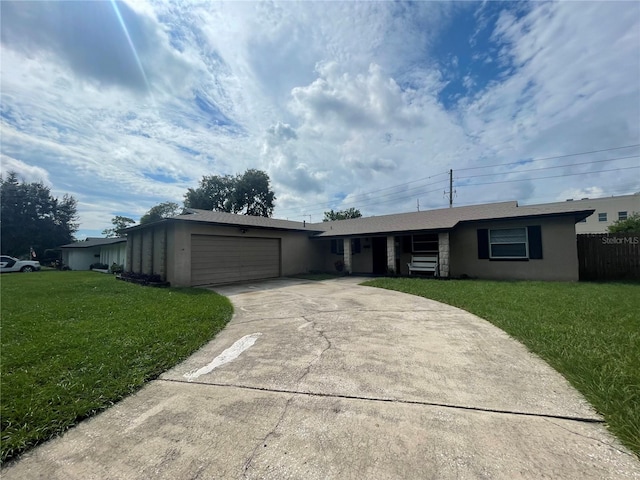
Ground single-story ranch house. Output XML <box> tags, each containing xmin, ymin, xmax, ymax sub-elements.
<box><xmin>60</xmin><ymin>237</ymin><xmax>127</xmax><ymax>271</ymax></box>
<box><xmin>122</xmin><ymin>201</ymin><xmax>593</xmax><ymax>286</ymax></box>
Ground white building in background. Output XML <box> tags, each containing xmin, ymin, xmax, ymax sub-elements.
<box><xmin>528</xmin><ymin>194</ymin><xmax>640</xmax><ymax>234</ymax></box>
<box><xmin>60</xmin><ymin>237</ymin><xmax>127</xmax><ymax>270</ymax></box>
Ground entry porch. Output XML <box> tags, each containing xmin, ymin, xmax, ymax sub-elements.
<box><xmin>320</xmin><ymin>232</ymin><xmax>450</xmax><ymax>277</ymax></box>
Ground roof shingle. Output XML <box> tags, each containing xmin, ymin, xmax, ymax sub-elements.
<box><xmin>60</xmin><ymin>237</ymin><xmax>126</xmax><ymax>248</ymax></box>
<box><xmin>123</xmin><ymin>201</ymin><xmax>594</xmax><ymax>238</ymax></box>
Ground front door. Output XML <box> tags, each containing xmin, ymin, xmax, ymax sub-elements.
<box><xmin>372</xmin><ymin>237</ymin><xmax>387</xmax><ymax>274</ymax></box>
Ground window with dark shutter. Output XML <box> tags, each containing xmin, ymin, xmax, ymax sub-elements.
<box><xmin>402</xmin><ymin>235</ymin><xmax>412</xmax><ymax>253</ymax></box>
<box><xmin>478</xmin><ymin>226</ymin><xmax>543</xmax><ymax>260</ymax></box>
<box><xmin>352</xmin><ymin>238</ymin><xmax>361</xmax><ymax>254</ymax></box>
<box><xmin>330</xmin><ymin>239</ymin><xmax>344</xmax><ymax>255</ymax></box>
<box><xmin>477</xmin><ymin>229</ymin><xmax>489</xmax><ymax>259</ymax></box>
<box><xmin>527</xmin><ymin>226</ymin><xmax>543</xmax><ymax>259</ymax></box>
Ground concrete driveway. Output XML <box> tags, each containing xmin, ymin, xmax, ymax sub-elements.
<box><xmin>3</xmin><ymin>277</ymin><xmax>640</xmax><ymax>479</ymax></box>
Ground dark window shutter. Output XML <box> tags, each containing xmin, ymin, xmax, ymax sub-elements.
<box><xmin>477</xmin><ymin>229</ymin><xmax>489</xmax><ymax>259</ymax></box>
<box><xmin>352</xmin><ymin>238</ymin><xmax>361</xmax><ymax>254</ymax></box>
<box><xmin>330</xmin><ymin>239</ymin><xmax>337</xmax><ymax>254</ymax></box>
<box><xmin>402</xmin><ymin>235</ymin><xmax>412</xmax><ymax>253</ymax></box>
<box><xmin>528</xmin><ymin>226</ymin><xmax>543</xmax><ymax>259</ymax></box>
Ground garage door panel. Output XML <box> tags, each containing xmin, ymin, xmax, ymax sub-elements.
<box><xmin>190</xmin><ymin>235</ymin><xmax>281</xmax><ymax>286</ymax></box>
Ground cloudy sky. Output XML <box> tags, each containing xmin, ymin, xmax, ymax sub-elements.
<box><xmin>1</xmin><ymin>1</ymin><xmax>639</xmax><ymax>238</ymax></box>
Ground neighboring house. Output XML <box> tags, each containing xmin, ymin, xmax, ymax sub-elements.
<box><xmin>60</xmin><ymin>237</ymin><xmax>127</xmax><ymax>271</ymax></box>
<box><xmin>527</xmin><ymin>194</ymin><xmax>640</xmax><ymax>234</ymax></box>
<box><xmin>123</xmin><ymin>201</ymin><xmax>593</xmax><ymax>286</ymax></box>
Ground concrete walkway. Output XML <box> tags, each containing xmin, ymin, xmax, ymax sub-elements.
<box><xmin>3</xmin><ymin>277</ymin><xmax>639</xmax><ymax>479</ymax></box>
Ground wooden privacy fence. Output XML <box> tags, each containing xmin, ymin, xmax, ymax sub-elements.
<box><xmin>577</xmin><ymin>234</ymin><xmax>640</xmax><ymax>281</ymax></box>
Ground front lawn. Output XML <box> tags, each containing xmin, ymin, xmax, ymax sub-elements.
<box><xmin>363</xmin><ymin>278</ymin><xmax>640</xmax><ymax>457</ymax></box>
<box><xmin>0</xmin><ymin>271</ymin><xmax>233</xmax><ymax>463</ymax></box>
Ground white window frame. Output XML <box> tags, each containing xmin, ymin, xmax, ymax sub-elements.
<box><xmin>618</xmin><ymin>211</ymin><xmax>628</xmax><ymax>221</ymax></box>
<box><xmin>598</xmin><ymin>212</ymin><xmax>607</xmax><ymax>222</ymax></box>
<box><xmin>489</xmin><ymin>227</ymin><xmax>529</xmax><ymax>259</ymax></box>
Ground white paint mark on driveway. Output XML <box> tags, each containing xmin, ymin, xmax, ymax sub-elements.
<box><xmin>183</xmin><ymin>333</ymin><xmax>262</xmax><ymax>381</ymax></box>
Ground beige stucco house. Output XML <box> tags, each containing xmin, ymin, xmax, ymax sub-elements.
<box><xmin>123</xmin><ymin>201</ymin><xmax>593</xmax><ymax>286</ymax></box>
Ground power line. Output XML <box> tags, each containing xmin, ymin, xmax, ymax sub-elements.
<box><xmin>457</xmin><ymin>165</ymin><xmax>640</xmax><ymax>188</ymax></box>
<box><xmin>455</xmin><ymin>144</ymin><xmax>640</xmax><ymax>172</ymax></box>
<box><xmin>456</xmin><ymin>154</ymin><xmax>639</xmax><ymax>180</ymax></box>
<box><xmin>275</xmin><ymin>143</ymin><xmax>640</xmax><ymax>217</ymax></box>
<box><xmin>291</xmin><ymin>185</ymin><xmax>448</xmax><ymax>219</ymax></box>
<box><xmin>276</xmin><ymin>175</ymin><xmax>449</xmax><ymax>215</ymax></box>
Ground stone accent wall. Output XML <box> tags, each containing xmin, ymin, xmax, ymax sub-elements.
<box><xmin>438</xmin><ymin>232</ymin><xmax>450</xmax><ymax>278</ymax></box>
<box><xmin>387</xmin><ymin>236</ymin><xmax>396</xmax><ymax>273</ymax></box>
<box><xmin>343</xmin><ymin>238</ymin><xmax>352</xmax><ymax>274</ymax></box>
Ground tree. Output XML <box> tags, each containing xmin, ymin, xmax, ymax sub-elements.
<box><xmin>608</xmin><ymin>213</ymin><xmax>640</xmax><ymax>233</ymax></box>
<box><xmin>323</xmin><ymin>208</ymin><xmax>362</xmax><ymax>222</ymax></box>
<box><xmin>184</xmin><ymin>169</ymin><xmax>276</xmax><ymax>217</ymax></box>
<box><xmin>139</xmin><ymin>201</ymin><xmax>181</xmax><ymax>225</ymax></box>
<box><xmin>102</xmin><ymin>216</ymin><xmax>135</xmax><ymax>238</ymax></box>
<box><xmin>0</xmin><ymin>172</ymin><xmax>78</xmax><ymax>257</ymax></box>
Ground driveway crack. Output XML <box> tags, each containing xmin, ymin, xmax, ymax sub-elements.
<box><xmin>295</xmin><ymin>315</ymin><xmax>332</xmax><ymax>384</ymax></box>
<box><xmin>241</xmin><ymin>316</ymin><xmax>332</xmax><ymax>477</ymax></box>
<box><xmin>541</xmin><ymin>418</ymin><xmax>634</xmax><ymax>457</ymax></box>
<box><xmin>242</xmin><ymin>393</ymin><xmax>297</xmax><ymax>478</ymax></box>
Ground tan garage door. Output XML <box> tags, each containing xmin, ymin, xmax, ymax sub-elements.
<box><xmin>191</xmin><ymin>235</ymin><xmax>281</xmax><ymax>286</ymax></box>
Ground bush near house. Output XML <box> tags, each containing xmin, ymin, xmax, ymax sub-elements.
<box><xmin>89</xmin><ymin>262</ymin><xmax>109</xmax><ymax>270</ymax></box>
<box><xmin>0</xmin><ymin>271</ymin><xmax>233</xmax><ymax>464</ymax></box>
<box><xmin>364</xmin><ymin>278</ymin><xmax>640</xmax><ymax>457</ymax></box>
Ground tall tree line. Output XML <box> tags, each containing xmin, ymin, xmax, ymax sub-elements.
<box><xmin>0</xmin><ymin>172</ymin><xmax>78</xmax><ymax>257</ymax></box>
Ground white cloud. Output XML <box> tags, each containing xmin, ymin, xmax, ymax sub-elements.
<box><xmin>291</xmin><ymin>62</ymin><xmax>426</xmax><ymax>131</ymax></box>
<box><xmin>0</xmin><ymin>1</ymin><xmax>638</xmax><ymax>234</ymax></box>
<box><xmin>0</xmin><ymin>155</ymin><xmax>51</xmax><ymax>186</ymax></box>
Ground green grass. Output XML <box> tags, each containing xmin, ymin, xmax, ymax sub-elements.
<box><xmin>1</xmin><ymin>271</ymin><xmax>233</xmax><ymax>463</ymax></box>
<box><xmin>363</xmin><ymin>278</ymin><xmax>640</xmax><ymax>456</ymax></box>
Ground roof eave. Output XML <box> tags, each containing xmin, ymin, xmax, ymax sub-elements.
<box><xmin>123</xmin><ymin>216</ymin><xmax>324</xmax><ymax>233</ymax></box>
<box><xmin>457</xmin><ymin>209</ymin><xmax>596</xmax><ymax>226</ymax></box>
<box><xmin>311</xmin><ymin>226</ymin><xmax>454</xmax><ymax>239</ymax></box>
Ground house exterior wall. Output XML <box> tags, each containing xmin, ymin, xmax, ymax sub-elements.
<box><xmin>319</xmin><ymin>239</ymin><xmax>342</xmax><ymax>273</ymax></box>
<box><xmin>63</xmin><ymin>248</ymin><xmax>101</xmax><ymax>270</ymax></box>
<box><xmin>131</xmin><ymin>232</ymin><xmax>143</xmax><ymax>273</ymax></box>
<box><xmin>128</xmin><ymin>222</ymin><xmax>323</xmax><ymax>286</ymax></box>
<box><xmin>449</xmin><ymin>216</ymin><xmax>580</xmax><ymax>281</ymax></box>
<box><xmin>398</xmin><ymin>242</ymin><xmax>412</xmax><ymax>276</ymax></box>
<box><xmin>352</xmin><ymin>238</ymin><xmax>373</xmax><ymax>273</ymax></box>
<box><xmin>152</xmin><ymin>227</ymin><xmax>166</xmax><ymax>278</ymax></box>
<box><xmin>100</xmin><ymin>243</ymin><xmax>127</xmax><ymax>268</ymax></box>
<box><xmin>315</xmin><ymin>237</ymin><xmax>373</xmax><ymax>274</ymax></box>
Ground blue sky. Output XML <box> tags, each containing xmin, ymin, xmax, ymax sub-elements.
<box><xmin>1</xmin><ymin>1</ymin><xmax>639</xmax><ymax>238</ymax></box>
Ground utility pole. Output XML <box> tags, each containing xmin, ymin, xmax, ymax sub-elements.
<box><xmin>449</xmin><ymin>169</ymin><xmax>453</xmax><ymax>208</ymax></box>
<box><xmin>417</xmin><ymin>199</ymin><xmax>420</xmax><ymax>212</ymax></box>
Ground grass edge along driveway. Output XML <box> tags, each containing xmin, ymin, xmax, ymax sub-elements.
<box><xmin>1</xmin><ymin>271</ymin><xmax>233</xmax><ymax>464</ymax></box>
<box><xmin>363</xmin><ymin>278</ymin><xmax>640</xmax><ymax>458</ymax></box>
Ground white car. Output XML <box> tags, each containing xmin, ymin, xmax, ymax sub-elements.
<box><xmin>0</xmin><ymin>255</ymin><xmax>41</xmax><ymax>273</ymax></box>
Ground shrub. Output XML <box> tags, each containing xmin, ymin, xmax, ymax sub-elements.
<box><xmin>119</xmin><ymin>271</ymin><xmax>164</xmax><ymax>284</ymax></box>
<box><xmin>109</xmin><ymin>263</ymin><xmax>124</xmax><ymax>274</ymax></box>
<box><xmin>89</xmin><ymin>263</ymin><xmax>109</xmax><ymax>270</ymax></box>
